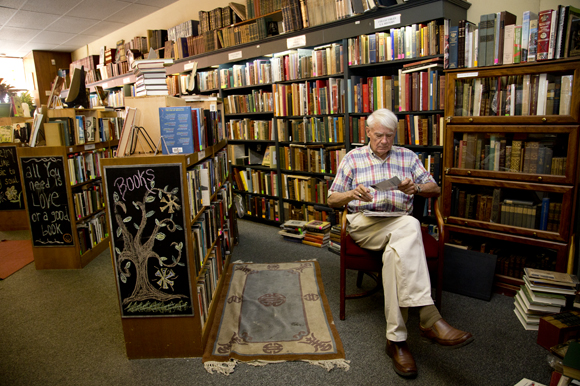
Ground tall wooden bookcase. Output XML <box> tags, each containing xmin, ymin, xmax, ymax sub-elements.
<box><xmin>101</xmin><ymin>139</ymin><xmax>234</xmax><ymax>358</ymax></box>
<box><xmin>442</xmin><ymin>58</ymin><xmax>580</xmax><ymax>295</ymax></box>
<box><xmin>18</xmin><ymin>108</ymin><xmax>117</xmax><ymax>269</ymax></box>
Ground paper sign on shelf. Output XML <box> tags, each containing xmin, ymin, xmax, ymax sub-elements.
<box><xmin>85</xmin><ymin>144</ymin><xmax>96</xmax><ymax>150</ymax></box>
<box><xmin>229</xmin><ymin>51</ymin><xmax>243</xmax><ymax>60</ymax></box>
<box><xmin>184</xmin><ymin>62</ymin><xmax>195</xmax><ymax>70</ymax></box>
<box><xmin>457</xmin><ymin>72</ymin><xmax>479</xmax><ymax>78</ymax></box>
<box><xmin>374</xmin><ymin>14</ymin><xmax>401</xmax><ymax>29</ymax></box>
<box><xmin>210</xmin><ymin>104</ymin><xmax>217</xmax><ymax>112</ymax></box>
<box><xmin>123</xmin><ymin>77</ymin><xmax>131</xmax><ymax>84</ymax></box>
<box><xmin>287</xmin><ymin>35</ymin><xmax>306</xmax><ymax>49</ymax></box>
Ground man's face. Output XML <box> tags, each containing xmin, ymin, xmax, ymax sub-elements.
<box><xmin>366</xmin><ymin>122</ymin><xmax>395</xmax><ymax>159</ymax></box>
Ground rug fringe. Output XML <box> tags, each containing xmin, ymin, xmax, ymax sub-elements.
<box><xmin>204</xmin><ymin>359</ymin><xmax>238</xmax><ymax>375</ymax></box>
<box><xmin>304</xmin><ymin>359</ymin><xmax>351</xmax><ymax>372</ymax></box>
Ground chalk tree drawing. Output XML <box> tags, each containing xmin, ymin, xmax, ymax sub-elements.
<box><xmin>113</xmin><ymin>180</ymin><xmax>187</xmax><ymax>305</ymax></box>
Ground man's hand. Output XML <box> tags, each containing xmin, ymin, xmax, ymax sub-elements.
<box><xmin>398</xmin><ymin>178</ymin><xmax>417</xmax><ymax>195</ymax></box>
<box><xmin>353</xmin><ymin>184</ymin><xmax>372</xmax><ymax>202</ymax></box>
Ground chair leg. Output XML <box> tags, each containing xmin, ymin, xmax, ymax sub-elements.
<box><xmin>356</xmin><ymin>271</ymin><xmax>365</xmax><ymax>288</ymax></box>
<box><xmin>340</xmin><ymin>262</ymin><xmax>346</xmax><ymax>321</ymax></box>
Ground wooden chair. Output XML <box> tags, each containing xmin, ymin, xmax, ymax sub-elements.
<box><xmin>339</xmin><ymin>195</ymin><xmax>445</xmax><ymax>320</ymax></box>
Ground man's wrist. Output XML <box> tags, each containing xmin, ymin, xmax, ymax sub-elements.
<box><xmin>416</xmin><ymin>184</ymin><xmax>422</xmax><ymax>194</ymax></box>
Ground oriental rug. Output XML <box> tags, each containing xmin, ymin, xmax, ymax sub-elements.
<box><xmin>0</xmin><ymin>240</ymin><xmax>34</xmax><ymax>279</ymax></box>
<box><xmin>203</xmin><ymin>261</ymin><xmax>350</xmax><ymax>375</ymax></box>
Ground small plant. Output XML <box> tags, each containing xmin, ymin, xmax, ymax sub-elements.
<box><xmin>0</xmin><ymin>78</ymin><xmax>15</xmax><ymax>103</ymax></box>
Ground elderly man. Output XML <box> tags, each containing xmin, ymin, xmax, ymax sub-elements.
<box><xmin>327</xmin><ymin>108</ymin><xmax>473</xmax><ymax>378</ymax></box>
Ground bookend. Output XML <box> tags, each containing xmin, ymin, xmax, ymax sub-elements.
<box><xmin>65</xmin><ymin>66</ymin><xmax>90</xmax><ymax>109</ymax></box>
<box><xmin>154</xmin><ymin>135</ymin><xmax>170</xmax><ymax>156</ymax></box>
<box><xmin>128</xmin><ymin>126</ymin><xmax>155</xmax><ymax>155</ymax></box>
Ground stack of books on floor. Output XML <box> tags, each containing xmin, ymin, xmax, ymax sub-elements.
<box><xmin>132</xmin><ymin>58</ymin><xmax>174</xmax><ymax>97</ymax></box>
<box><xmin>279</xmin><ymin>220</ymin><xmax>306</xmax><ymax>243</ymax></box>
<box><xmin>302</xmin><ymin>220</ymin><xmax>331</xmax><ymax>248</ymax></box>
<box><xmin>328</xmin><ymin>224</ymin><xmax>341</xmax><ymax>255</ymax></box>
<box><xmin>513</xmin><ymin>268</ymin><xmax>579</xmax><ymax>330</ymax></box>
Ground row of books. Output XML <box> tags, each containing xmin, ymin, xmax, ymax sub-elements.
<box><xmin>224</xmin><ymin>90</ymin><xmax>274</xmax><ymax>115</ymax></box>
<box><xmin>279</xmin><ymin>144</ymin><xmax>345</xmax><ymax>174</ymax></box>
<box><xmin>159</xmin><ymin>107</ymin><xmax>225</xmax><ymax>155</ymax></box>
<box><xmin>272</xmin><ymin>78</ymin><xmax>345</xmax><ymax>116</ymax></box>
<box><xmin>192</xmin><ymin>195</ymin><xmax>226</xmax><ymax>275</ymax></box>
<box><xmin>232</xmin><ymin>168</ymin><xmax>279</xmax><ymax>196</ymax></box>
<box><xmin>417</xmin><ymin>151</ymin><xmax>442</xmax><ymax>185</ymax></box>
<box><xmin>198</xmin><ymin>69</ymin><xmax>219</xmax><ymax>91</ymax></box>
<box><xmin>348</xmin><ymin>20</ymin><xmax>444</xmax><ymax>65</ymax></box>
<box><xmin>246</xmin><ymin>0</ymin><xmax>281</xmax><ymax>20</ymax></box>
<box><xmin>277</xmin><ymin>116</ymin><xmax>345</xmax><ymax>143</ymax></box>
<box><xmin>67</xmin><ymin>149</ymin><xmax>113</xmax><ymax>186</ymax></box>
<box><xmin>242</xmin><ymin>195</ymin><xmax>280</xmax><ymax>221</ymax></box>
<box><xmin>329</xmin><ymin>223</ymin><xmax>341</xmax><ymax>254</ymax></box>
<box><xmin>77</xmin><ymin>212</ymin><xmax>107</xmax><ymax>255</ymax></box>
<box><xmin>279</xmin><ymin>219</ymin><xmax>332</xmax><ymax>247</ymax></box>
<box><xmin>282</xmin><ymin>201</ymin><xmax>339</xmax><ymax>223</ymax></box>
<box><xmin>72</xmin><ymin>183</ymin><xmax>104</xmax><ymax>221</ymax></box>
<box><xmin>220</xmin><ymin>59</ymin><xmax>273</xmax><ymax>88</ymax></box>
<box><xmin>351</xmin><ymin>65</ymin><xmax>445</xmax><ymax>114</ymax></box>
<box><xmin>454</xmin><ymin>7</ymin><xmax>580</xmax><ymax>71</ymax></box>
<box><xmin>454</xmin><ymin>134</ymin><xmax>567</xmax><ymax>176</ymax></box>
<box><xmin>227</xmin><ymin>118</ymin><xmax>273</xmax><ymax>140</ymax></box>
<box><xmin>199</xmin><ymin>3</ymin><xmax>244</xmax><ymax>33</ymax></box>
<box><xmin>281</xmin><ymin>174</ymin><xmax>330</xmax><ymax>204</ymax></box>
<box><xmin>46</xmin><ymin>115</ymin><xmax>122</xmax><ymax>148</ymax></box>
<box><xmin>453</xmin><ymin>74</ymin><xmax>573</xmax><ymax>117</ymax></box>
<box><xmin>185</xmin><ymin>152</ymin><xmax>229</xmax><ymax>220</ymax></box>
<box><xmin>270</xmin><ymin>43</ymin><xmax>344</xmax><ymax>82</ymax></box>
<box><xmin>450</xmin><ymin>187</ymin><xmax>562</xmax><ymax>232</ymax></box>
<box><xmin>95</xmin><ymin>60</ymin><xmax>131</xmax><ymax>82</ymax></box>
<box><xmin>513</xmin><ymin>268</ymin><xmax>579</xmax><ymax>331</ymax></box>
<box><xmin>197</xmin><ymin>246</ymin><xmax>220</xmax><ymax>329</ymax></box>
<box><xmin>495</xmin><ymin>252</ymin><xmax>556</xmax><ymax>280</ymax></box>
<box><xmin>89</xmin><ymin>89</ymin><xmax>129</xmax><ymax>109</ymax></box>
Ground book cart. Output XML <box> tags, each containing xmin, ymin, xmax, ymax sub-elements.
<box><xmin>100</xmin><ymin>139</ymin><xmax>235</xmax><ymax>358</ymax></box>
<box><xmin>17</xmin><ymin>108</ymin><xmax>118</xmax><ymax>269</ymax></box>
<box><xmin>442</xmin><ymin>58</ymin><xmax>580</xmax><ymax>295</ymax></box>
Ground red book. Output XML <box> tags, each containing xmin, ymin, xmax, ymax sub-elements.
<box><xmin>537</xmin><ymin>10</ymin><xmax>553</xmax><ymax>61</ymax></box>
<box><xmin>405</xmin><ymin>115</ymin><xmax>411</xmax><ymax>145</ymax></box>
<box><xmin>405</xmin><ymin>73</ymin><xmax>412</xmax><ymax>111</ymax></box>
<box><xmin>362</xmin><ymin>82</ymin><xmax>370</xmax><ymax>113</ymax></box>
<box><xmin>412</xmin><ymin>72</ymin><xmax>419</xmax><ymax>111</ymax></box>
<box><xmin>359</xmin><ymin>117</ymin><xmax>366</xmax><ymax>143</ymax></box>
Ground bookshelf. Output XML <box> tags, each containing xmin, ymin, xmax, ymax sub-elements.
<box><xmin>100</xmin><ymin>140</ymin><xmax>235</xmax><ymax>358</ymax></box>
<box><xmin>17</xmin><ymin>107</ymin><xmax>119</xmax><ymax>269</ymax></box>
<box><xmin>442</xmin><ymin>58</ymin><xmax>580</xmax><ymax>295</ymax></box>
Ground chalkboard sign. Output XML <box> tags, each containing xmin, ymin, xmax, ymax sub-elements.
<box><xmin>20</xmin><ymin>156</ymin><xmax>74</xmax><ymax>247</ymax></box>
<box><xmin>0</xmin><ymin>146</ymin><xmax>24</xmax><ymax>210</ymax></box>
<box><xmin>103</xmin><ymin>163</ymin><xmax>193</xmax><ymax>318</ymax></box>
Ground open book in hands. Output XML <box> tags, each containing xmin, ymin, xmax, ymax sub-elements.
<box><xmin>362</xmin><ymin>210</ymin><xmax>407</xmax><ymax>217</ymax></box>
<box><xmin>370</xmin><ymin>176</ymin><xmax>401</xmax><ymax>191</ymax></box>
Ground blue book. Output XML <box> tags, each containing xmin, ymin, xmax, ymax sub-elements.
<box><xmin>75</xmin><ymin>115</ymin><xmax>85</xmax><ymax>145</ymax></box>
<box><xmin>539</xmin><ymin>197</ymin><xmax>550</xmax><ymax>230</ymax></box>
<box><xmin>159</xmin><ymin>106</ymin><xmax>194</xmax><ymax>155</ymax></box>
<box><xmin>449</xmin><ymin>26</ymin><xmax>459</xmax><ymax>69</ymax></box>
<box><xmin>369</xmin><ymin>34</ymin><xmax>377</xmax><ymax>63</ymax></box>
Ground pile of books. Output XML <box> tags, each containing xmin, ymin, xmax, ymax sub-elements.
<box><xmin>513</xmin><ymin>267</ymin><xmax>579</xmax><ymax>330</ymax></box>
<box><xmin>302</xmin><ymin>220</ymin><xmax>331</xmax><ymax>248</ymax></box>
<box><xmin>329</xmin><ymin>224</ymin><xmax>341</xmax><ymax>255</ymax></box>
<box><xmin>131</xmin><ymin>58</ymin><xmax>173</xmax><ymax>97</ymax></box>
<box><xmin>279</xmin><ymin>220</ymin><xmax>306</xmax><ymax>243</ymax></box>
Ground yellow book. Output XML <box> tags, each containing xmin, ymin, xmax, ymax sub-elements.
<box><xmin>44</xmin><ymin>122</ymin><xmax>64</xmax><ymax>146</ymax></box>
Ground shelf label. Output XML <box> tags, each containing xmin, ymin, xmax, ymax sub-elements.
<box><xmin>85</xmin><ymin>144</ymin><xmax>96</xmax><ymax>150</ymax></box>
<box><xmin>210</xmin><ymin>103</ymin><xmax>217</xmax><ymax>112</ymax></box>
<box><xmin>123</xmin><ymin>77</ymin><xmax>131</xmax><ymax>84</ymax></box>
<box><xmin>198</xmin><ymin>149</ymin><xmax>206</xmax><ymax>159</ymax></box>
<box><xmin>102</xmin><ymin>83</ymin><xmax>109</xmax><ymax>89</ymax></box>
<box><xmin>374</xmin><ymin>14</ymin><xmax>401</xmax><ymax>29</ymax></box>
<box><xmin>457</xmin><ymin>72</ymin><xmax>479</xmax><ymax>78</ymax></box>
<box><xmin>184</xmin><ymin>62</ymin><xmax>195</xmax><ymax>70</ymax></box>
<box><xmin>229</xmin><ymin>51</ymin><xmax>243</xmax><ymax>60</ymax></box>
<box><xmin>287</xmin><ymin>35</ymin><xmax>306</xmax><ymax>49</ymax></box>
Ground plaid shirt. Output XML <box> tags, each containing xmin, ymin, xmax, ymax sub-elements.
<box><xmin>329</xmin><ymin>145</ymin><xmax>435</xmax><ymax>214</ymax></box>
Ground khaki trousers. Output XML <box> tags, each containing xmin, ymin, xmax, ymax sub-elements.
<box><xmin>346</xmin><ymin>213</ymin><xmax>434</xmax><ymax>341</ymax></box>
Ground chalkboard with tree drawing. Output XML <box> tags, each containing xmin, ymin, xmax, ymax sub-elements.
<box><xmin>0</xmin><ymin>146</ymin><xmax>24</xmax><ymax>211</ymax></box>
<box><xmin>103</xmin><ymin>163</ymin><xmax>193</xmax><ymax>318</ymax></box>
<box><xmin>20</xmin><ymin>156</ymin><xmax>74</xmax><ymax>247</ymax></box>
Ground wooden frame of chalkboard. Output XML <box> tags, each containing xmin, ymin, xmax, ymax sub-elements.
<box><xmin>103</xmin><ymin>162</ymin><xmax>194</xmax><ymax>318</ymax></box>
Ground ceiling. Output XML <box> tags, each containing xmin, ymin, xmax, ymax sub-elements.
<box><xmin>0</xmin><ymin>0</ymin><xmax>180</xmax><ymax>59</ymax></box>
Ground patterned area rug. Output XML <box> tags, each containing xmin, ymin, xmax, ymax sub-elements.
<box><xmin>203</xmin><ymin>261</ymin><xmax>349</xmax><ymax>375</ymax></box>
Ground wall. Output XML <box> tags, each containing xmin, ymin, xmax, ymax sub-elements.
<box><xmin>72</xmin><ymin>0</ymin><xmax>232</xmax><ymax>61</ymax></box>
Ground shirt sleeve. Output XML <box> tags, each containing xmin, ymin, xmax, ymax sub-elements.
<box><xmin>411</xmin><ymin>155</ymin><xmax>436</xmax><ymax>185</ymax></box>
<box><xmin>328</xmin><ymin>154</ymin><xmax>353</xmax><ymax>196</ymax></box>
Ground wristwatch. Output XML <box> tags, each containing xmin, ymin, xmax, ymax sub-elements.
<box><xmin>416</xmin><ymin>184</ymin><xmax>422</xmax><ymax>194</ymax></box>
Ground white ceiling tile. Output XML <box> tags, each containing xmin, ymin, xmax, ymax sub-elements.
<box><xmin>45</xmin><ymin>16</ymin><xmax>100</xmax><ymax>34</ymax></box>
<box><xmin>18</xmin><ymin>42</ymin><xmax>59</xmax><ymax>52</ymax></box>
<box><xmin>0</xmin><ymin>26</ymin><xmax>43</xmax><ymax>42</ymax></box>
<box><xmin>66</xmin><ymin>0</ymin><xmax>130</xmax><ymax>19</ymax></box>
<box><xmin>52</xmin><ymin>45</ymin><xmax>80</xmax><ymax>52</ymax></box>
<box><xmin>0</xmin><ymin>7</ymin><xmax>17</xmax><ymax>25</ymax></box>
<box><xmin>106</xmin><ymin>3</ymin><xmax>157</xmax><ymax>23</ymax></box>
<box><xmin>0</xmin><ymin>39</ymin><xmax>26</xmax><ymax>51</ymax></box>
<box><xmin>61</xmin><ymin>34</ymin><xmax>99</xmax><ymax>46</ymax></box>
<box><xmin>6</xmin><ymin>10</ymin><xmax>60</xmax><ymax>29</ymax></box>
<box><xmin>30</xmin><ymin>31</ymin><xmax>76</xmax><ymax>44</ymax></box>
<box><xmin>20</xmin><ymin>0</ymin><xmax>82</xmax><ymax>16</ymax></box>
<box><xmin>81</xmin><ymin>20</ymin><xmax>125</xmax><ymax>36</ymax></box>
<box><xmin>0</xmin><ymin>1</ymin><xmax>23</xmax><ymax>9</ymax></box>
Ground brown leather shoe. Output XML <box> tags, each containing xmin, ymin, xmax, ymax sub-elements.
<box><xmin>420</xmin><ymin>319</ymin><xmax>474</xmax><ymax>349</ymax></box>
<box><xmin>386</xmin><ymin>340</ymin><xmax>417</xmax><ymax>378</ymax></box>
